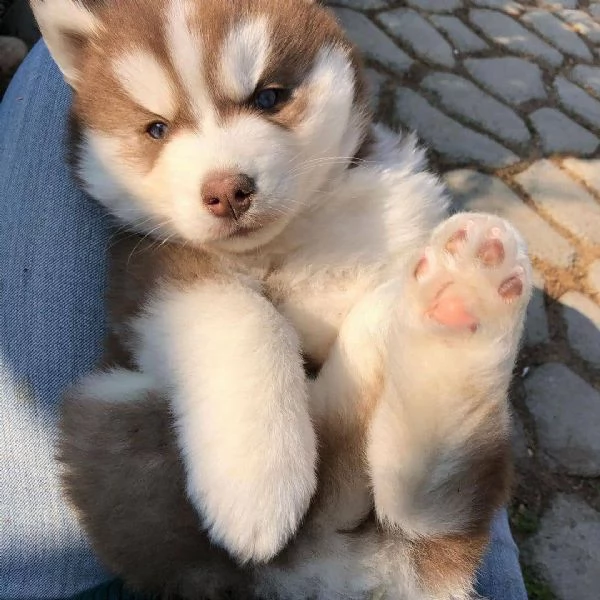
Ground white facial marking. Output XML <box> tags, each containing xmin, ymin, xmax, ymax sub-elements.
<box><xmin>220</xmin><ymin>17</ymin><xmax>271</xmax><ymax>101</ymax></box>
<box><xmin>293</xmin><ymin>46</ymin><xmax>362</xmax><ymax>181</ymax></box>
<box><xmin>113</xmin><ymin>51</ymin><xmax>176</xmax><ymax>118</ymax></box>
<box><xmin>165</xmin><ymin>0</ymin><xmax>209</xmax><ymax>118</ymax></box>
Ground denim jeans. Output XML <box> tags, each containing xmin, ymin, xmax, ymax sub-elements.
<box><xmin>0</xmin><ymin>42</ymin><xmax>528</xmax><ymax>600</ymax></box>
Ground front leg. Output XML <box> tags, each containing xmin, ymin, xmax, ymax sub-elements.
<box><xmin>368</xmin><ymin>213</ymin><xmax>532</xmax><ymax>539</ymax></box>
<box><xmin>131</xmin><ymin>280</ymin><xmax>317</xmax><ymax>564</ymax></box>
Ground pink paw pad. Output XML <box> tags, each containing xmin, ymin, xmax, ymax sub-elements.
<box><xmin>413</xmin><ymin>218</ymin><xmax>528</xmax><ymax>333</ymax></box>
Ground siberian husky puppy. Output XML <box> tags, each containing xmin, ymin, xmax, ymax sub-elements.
<box><xmin>31</xmin><ymin>0</ymin><xmax>531</xmax><ymax>598</ymax></box>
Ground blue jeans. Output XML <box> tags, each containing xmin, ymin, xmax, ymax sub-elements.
<box><xmin>0</xmin><ymin>42</ymin><xmax>528</xmax><ymax>600</ymax></box>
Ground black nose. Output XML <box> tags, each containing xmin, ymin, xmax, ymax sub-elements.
<box><xmin>201</xmin><ymin>172</ymin><xmax>256</xmax><ymax>219</ymax></box>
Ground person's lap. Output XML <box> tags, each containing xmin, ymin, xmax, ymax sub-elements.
<box><xmin>0</xmin><ymin>42</ymin><xmax>527</xmax><ymax>600</ymax></box>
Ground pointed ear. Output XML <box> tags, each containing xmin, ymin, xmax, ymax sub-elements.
<box><xmin>30</xmin><ymin>0</ymin><xmax>101</xmax><ymax>88</ymax></box>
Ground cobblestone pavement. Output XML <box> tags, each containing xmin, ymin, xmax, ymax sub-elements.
<box><xmin>328</xmin><ymin>1</ymin><xmax>600</xmax><ymax>598</ymax></box>
<box><xmin>1</xmin><ymin>1</ymin><xmax>600</xmax><ymax>598</ymax></box>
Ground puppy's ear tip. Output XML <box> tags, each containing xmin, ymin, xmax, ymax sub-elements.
<box><xmin>30</xmin><ymin>0</ymin><xmax>101</xmax><ymax>87</ymax></box>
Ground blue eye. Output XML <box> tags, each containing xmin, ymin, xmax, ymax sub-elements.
<box><xmin>254</xmin><ymin>88</ymin><xmax>282</xmax><ymax>111</ymax></box>
<box><xmin>147</xmin><ymin>121</ymin><xmax>168</xmax><ymax>140</ymax></box>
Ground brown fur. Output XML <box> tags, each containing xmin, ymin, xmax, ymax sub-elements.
<box><xmin>411</xmin><ymin>533</ymin><xmax>488</xmax><ymax>595</ymax></box>
<box><xmin>59</xmin><ymin>391</ymin><xmax>248</xmax><ymax>598</ymax></box>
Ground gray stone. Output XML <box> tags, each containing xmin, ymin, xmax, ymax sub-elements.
<box><xmin>377</xmin><ymin>9</ymin><xmax>455</xmax><ymax>68</ymax></box>
<box><xmin>560</xmin><ymin>291</ymin><xmax>600</xmax><ymax>367</ymax></box>
<box><xmin>589</xmin><ymin>261</ymin><xmax>600</xmax><ymax>296</ymax></box>
<box><xmin>394</xmin><ymin>90</ymin><xmax>518</xmax><ymax>168</ymax></box>
<box><xmin>469</xmin><ymin>9</ymin><xmax>563</xmax><ymax>68</ymax></box>
<box><xmin>525</xmin><ymin>271</ymin><xmax>550</xmax><ymax>347</ymax></box>
<box><xmin>516</xmin><ymin>160</ymin><xmax>600</xmax><ymax>245</ymax></box>
<box><xmin>464</xmin><ymin>57</ymin><xmax>547</xmax><ymax>106</ymax></box>
<box><xmin>559</xmin><ymin>9</ymin><xmax>600</xmax><ymax>44</ymax></box>
<box><xmin>521</xmin><ymin>10</ymin><xmax>592</xmax><ymax>61</ymax></box>
<box><xmin>471</xmin><ymin>0</ymin><xmax>523</xmax><ymax>16</ymax></box>
<box><xmin>365</xmin><ymin>68</ymin><xmax>386</xmax><ymax>112</ymax></box>
<box><xmin>405</xmin><ymin>0</ymin><xmax>462</xmax><ymax>11</ymax></box>
<box><xmin>332</xmin><ymin>0</ymin><xmax>392</xmax><ymax>8</ymax></box>
<box><xmin>571</xmin><ymin>65</ymin><xmax>600</xmax><ymax>98</ymax></box>
<box><xmin>526</xmin><ymin>494</ymin><xmax>600</xmax><ymax>600</ymax></box>
<box><xmin>443</xmin><ymin>170</ymin><xmax>576</xmax><ymax>268</ymax></box>
<box><xmin>0</xmin><ymin>35</ymin><xmax>28</xmax><ymax>75</ymax></box>
<box><xmin>429</xmin><ymin>15</ymin><xmax>489</xmax><ymax>53</ymax></box>
<box><xmin>421</xmin><ymin>72</ymin><xmax>530</xmax><ymax>146</ymax></box>
<box><xmin>529</xmin><ymin>108</ymin><xmax>599</xmax><ymax>154</ymax></box>
<box><xmin>539</xmin><ymin>0</ymin><xmax>578</xmax><ymax>7</ymax></box>
<box><xmin>512</xmin><ymin>412</ymin><xmax>530</xmax><ymax>463</ymax></box>
<box><xmin>333</xmin><ymin>9</ymin><xmax>413</xmax><ymax>75</ymax></box>
<box><xmin>524</xmin><ymin>363</ymin><xmax>600</xmax><ymax>476</ymax></box>
<box><xmin>591</xmin><ymin>3</ymin><xmax>600</xmax><ymax>19</ymax></box>
<box><xmin>562</xmin><ymin>157</ymin><xmax>600</xmax><ymax>195</ymax></box>
<box><xmin>555</xmin><ymin>76</ymin><xmax>600</xmax><ymax>130</ymax></box>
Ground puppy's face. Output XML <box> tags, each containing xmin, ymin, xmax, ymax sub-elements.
<box><xmin>33</xmin><ymin>0</ymin><xmax>370</xmax><ymax>251</ymax></box>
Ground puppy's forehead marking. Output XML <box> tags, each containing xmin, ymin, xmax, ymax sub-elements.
<box><xmin>219</xmin><ymin>17</ymin><xmax>272</xmax><ymax>101</ymax></box>
<box><xmin>165</xmin><ymin>0</ymin><xmax>209</xmax><ymax>118</ymax></box>
<box><xmin>113</xmin><ymin>51</ymin><xmax>176</xmax><ymax>118</ymax></box>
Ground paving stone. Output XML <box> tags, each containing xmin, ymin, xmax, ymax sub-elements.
<box><xmin>395</xmin><ymin>90</ymin><xmax>518</xmax><ymax>168</ymax></box>
<box><xmin>429</xmin><ymin>15</ymin><xmax>489</xmax><ymax>53</ymax></box>
<box><xmin>471</xmin><ymin>0</ymin><xmax>524</xmax><ymax>16</ymax></box>
<box><xmin>524</xmin><ymin>363</ymin><xmax>600</xmax><ymax>476</ymax></box>
<box><xmin>529</xmin><ymin>108</ymin><xmax>599</xmax><ymax>155</ymax></box>
<box><xmin>469</xmin><ymin>9</ymin><xmax>563</xmax><ymax>68</ymax></box>
<box><xmin>571</xmin><ymin>65</ymin><xmax>600</xmax><ymax>98</ymax></box>
<box><xmin>525</xmin><ymin>271</ymin><xmax>550</xmax><ymax>347</ymax></box>
<box><xmin>365</xmin><ymin>68</ymin><xmax>386</xmax><ymax>112</ymax></box>
<box><xmin>560</xmin><ymin>291</ymin><xmax>600</xmax><ymax>367</ymax></box>
<box><xmin>377</xmin><ymin>9</ymin><xmax>455</xmax><ymax>68</ymax></box>
<box><xmin>589</xmin><ymin>260</ymin><xmax>600</xmax><ymax>296</ymax></box>
<box><xmin>562</xmin><ymin>157</ymin><xmax>600</xmax><ymax>195</ymax></box>
<box><xmin>526</xmin><ymin>494</ymin><xmax>600</xmax><ymax>600</ymax></box>
<box><xmin>559</xmin><ymin>9</ymin><xmax>600</xmax><ymax>44</ymax></box>
<box><xmin>405</xmin><ymin>0</ymin><xmax>462</xmax><ymax>11</ymax></box>
<box><xmin>521</xmin><ymin>10</ymin><xmax>592</xmax><ymax>62</ymax></box>
<box><xmin>516</xmin><ymin>160</ymin><xmax>600</xmax><ymax>245</ymax></box>
<box><xmin>332</xmin><ymin>0</ymin><xmax>392</xmax><ymax>8</ymax></box>
<box><xmin>333</xmin><ymin>9</ymin><xmax>413</xmax><ymax>75</ymax></box>
<box><xmin>444</xmin><ymin>170</ymin><xmax>575</xmax><ymax>268</ymax></box>
<box><xmin>531</xmin><ymin>107</ymin><xmax>599</xmax><ymax>155</ymax></box>
<box><xmin>421</xmin><ymin>72</ymin><xmax>530</xmax><ymax>146</ymax></box>
<box><xmin>464</xmin><ymin>57</ymin><xmax>547</xmax><ymax>106</ymax></box>
<box><xmin>512</xmin><ymin>411</ymin><xmax>530</xmax><ymax>463</ymax></box>
<box><xmin>555</xmin><ymin>76</ymin><xmax>600</xmax><ymax>130</ymax></box>
<box><xmin>539</xmin><ymin>0</ymin><xmax>578</xmax><ymax>8</ymax></box>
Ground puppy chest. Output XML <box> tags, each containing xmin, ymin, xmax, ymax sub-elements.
<box><xmin>266</xmin><ymin>269</ymin><xmax>376</xmax><ymax>364</ymax></box>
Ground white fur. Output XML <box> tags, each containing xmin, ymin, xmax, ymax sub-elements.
<box><xmin>31</xmin><ymin>0</ymin><xmax>100</xmax><ymax>86</ymax></box>
<box><xmin>298</xmin><ymin>46</ymin><xmax>364</xmax><ymax>164</ymax></box>
<box><xmin>76</xmin><ymin>132</ymin><xmax>171</xmax><ymax>237</ymax></box>
<box><xmin>131</xmin><ymin>281</ymin><xmax>317</xmax><ymax>564</ymax></box>
<box><xmin>219</xmin><ymin>17</ymin><xmax>271</xmax><ymax>101</ymax></box>
<box><xmin>113</xmin><ymin>51</ymin><xmax>177</xmax><ymax>118</ymax></box>
<box><xmin>164</xmin><ymin>0</ymin><xmax>210</xmax><ymax>119</ymax></box>
<box><xmin>367</xmin><ymin>213</ymin><xmax>530</xmax><ymax>537</ymax></box>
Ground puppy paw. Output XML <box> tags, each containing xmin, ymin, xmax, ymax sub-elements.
<box><xmin>201</xmin><ymin>468</ymin><xmax>315</xmax><ymax>564</ymax></box>
<box><xmin>409</xmin><ymin>213</ymin><xmax>532</xmax><ymax>336</ymax></box>
<box><xmin>182</xmin><ymin>418</ymin><xmax>317</xmax><ymax>565</ymax></box>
